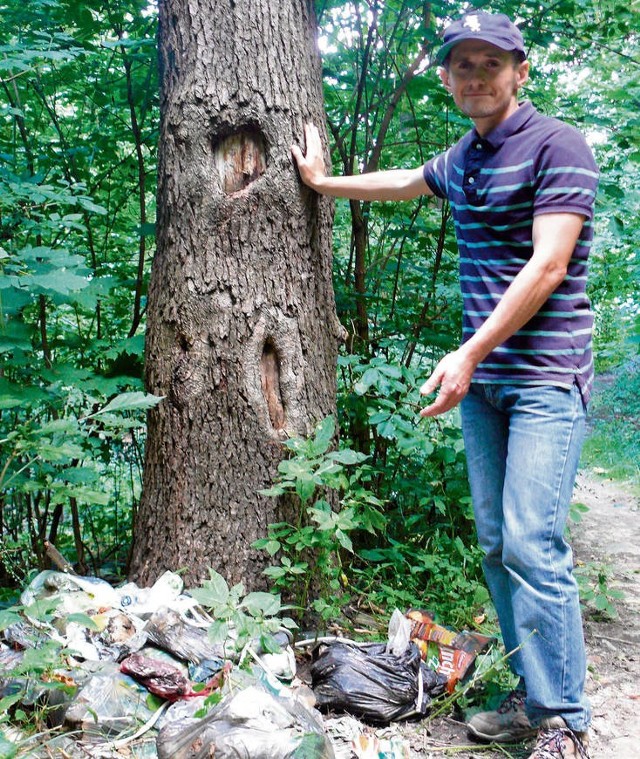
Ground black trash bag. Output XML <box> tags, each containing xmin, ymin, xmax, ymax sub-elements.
<box><xmin>310</xmin><ymin>640</ymin><xmax>446</xmax><ymax>724</ymax></box>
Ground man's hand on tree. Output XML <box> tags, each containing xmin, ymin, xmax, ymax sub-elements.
<box><xmin>291</xmin><ymin>123</ymin><xmax>326</xmax><ymax>189</ymax></box>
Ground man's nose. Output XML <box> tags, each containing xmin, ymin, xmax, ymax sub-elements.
<box><xmin>466</xmin><ymin>67</ymin><xmax>488</xmax><ymax>85</ymax></box>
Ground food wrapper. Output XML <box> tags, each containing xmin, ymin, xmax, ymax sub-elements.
<box><xmin>406</xmin><ymin>609</ymin><xmax>494</xmax><ymax>692</ymax></box>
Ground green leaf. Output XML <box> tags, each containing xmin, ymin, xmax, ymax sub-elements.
<box><xmin>207</xmin><ymin>619</ymin><xmax>230</xmax><ymax>644</ymax></box>
<box><xmin>336</xmin><ymin>530</ymin><xmax>353</xmax><ymax>552</ymax></box>
<box><xmin>91</xmin><ymin>392</ymin><xmax>163</xmax><ymax>416</ymax></box>
<box><xmin>254</xmin><ymin>539</ymin><xmax>280</xmax><ymax>556</ymax></box>
<box><xmin>189</xmin><ymin>570</ymin><xmax>230</xmax><ymax>611</ymax></box>
<box><xmin>258</xmin><ymin>485</ymin><xmax>286</xmax><ymax>498</ymax></box>
<box><xmin>331</xmin><ymin>449</ymin><xmax>367</xmax><ymax>465</ymax></box>
<box><xmin>241</xmin><ymin>592</ymin><xmax>281</xmax><ymax>617</ymax></box>
<box><xmin>263</xmin><ymin>566</ymin><xmax>287</xmax><ymax>580</ymax></box>
<box><xmin>30</xmin><ymin>270</ymin><xmax>90</xmax><ymax>295</ymax></box>
<box><xmin>77</xmin><ymin>197</ymin><xmax>107</xmax><ymax>215</ymax></box>
<box><xmin>311</xmin><ymin>415</ymin><xmax>335</xmax><ymax>456</ymax></box>
<box><xmin>295</xmin><ymin>475</ymin><xmax>316</xmax><ymax>504</ymax></box>
<box><xmin>67</xmin><ymin>613</ymin><xmax>100</xmax><ymax>631</ymax></box>
<box><xmin>0</xmin><ymin>609</ymin><xmax>22</xmax><ymax>631</ymax></box>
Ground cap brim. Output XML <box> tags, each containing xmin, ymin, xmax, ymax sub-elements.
<box><xmin>435</xmin><ymin>34</ymin><xmax>521</xmax><ymax>64</ymax></box>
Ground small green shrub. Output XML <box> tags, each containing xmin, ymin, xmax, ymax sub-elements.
<box><xmin>254</xmin><ymin>415</ymin><xmax>386</xmax><ymax>622</ymax></box>
<box><xmin>189</xmin><ymin>568</ymin><xmax>297</xmax><ymax>655</ymax></box>
<box><xmin>575</xmin><ymin>561</ymin><xmax>624</xmax><ymax>620</ymax></box>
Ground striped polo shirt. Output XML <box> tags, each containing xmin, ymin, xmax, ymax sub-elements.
<box><xmin>423</xmin><ymin>101</ymin><xmax>599</xmax><ymax>402</ymax></box>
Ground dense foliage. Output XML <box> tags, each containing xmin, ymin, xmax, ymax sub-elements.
<box><xmin>0</xmin><ymin>0</ymin><xmax>638</xmax><ymax>630</ymax></box>
<box><xmin>0</xmin><ymin>0</ymin><xmax>159</xmax><ymax>586</ymax></box>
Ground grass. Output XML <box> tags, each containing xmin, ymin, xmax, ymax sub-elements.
<box><xmin>581</xmin><ymin>357</ymin><xmax>640</xmax><ymax>494</ymax></box>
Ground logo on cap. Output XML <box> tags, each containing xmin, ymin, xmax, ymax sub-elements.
<box><xmin>462</xmin><ymin>15</ymin><xmax>481</xmax><ymax>32</ymax></box>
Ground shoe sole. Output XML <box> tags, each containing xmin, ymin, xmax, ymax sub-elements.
<box><xmin>467</xmin><ymin>723</ymin><xmax>538</xmax><ymax>744</ymax></box>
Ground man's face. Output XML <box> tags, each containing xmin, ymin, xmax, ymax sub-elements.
<box><xmin>439</xmin><ymin>40</ymin><xmax>529</xmax><ymax>130</ymax></box>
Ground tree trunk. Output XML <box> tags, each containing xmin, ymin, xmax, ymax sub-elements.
<box><xmin>129</xmin><ymin>0</ymin><xmax>341</xmax><ymax>588</ymax></box>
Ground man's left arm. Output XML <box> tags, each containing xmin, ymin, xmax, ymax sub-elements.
<box><xmin>419</xmin><ymin>213</ymin><xmax>586</xmax><ymax>417</ymax></box>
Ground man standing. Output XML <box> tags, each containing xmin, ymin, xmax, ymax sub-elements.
<box><xmin>292</xmin><ymin>10</ymin><xmax>597</xmax><ymax>759</ymax></box>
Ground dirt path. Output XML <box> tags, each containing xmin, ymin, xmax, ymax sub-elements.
<box><xmin>389</xmin><ymin>470</ymin><xmax>640</xmax><ymax>758</ymax></box>
<box><xmin>573</xmin><ymin>473</ymin><xmax>640</xmax><ymax>757</ymax></box>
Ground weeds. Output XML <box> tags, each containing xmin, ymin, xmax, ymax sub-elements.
<box><xmin>575</xmin><ymin>561</ymin><xmax>624</xmax><ymax>619</ymax></box>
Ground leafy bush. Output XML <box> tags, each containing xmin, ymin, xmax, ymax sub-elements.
<box><xmin>254</xmin><ymin>415</ymin><xmax>386</xmax><ymax>622</ymax></box>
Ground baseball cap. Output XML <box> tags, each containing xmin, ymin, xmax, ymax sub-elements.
<box><xmin>436</xmin><ymin>11</ymin><xmax>525</xmax><ymax>64</ymax></box>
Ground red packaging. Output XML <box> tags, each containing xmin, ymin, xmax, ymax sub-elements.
<box><xmin>406</xmin><ymin>609</ymin><xmax>494</xmax><ymax>693</ymax></box>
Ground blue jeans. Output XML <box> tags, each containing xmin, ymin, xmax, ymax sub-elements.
<box><xmin>461</xmin><ymin>382</ymin><xmax>590</xmax><ymax>732</ymax></box>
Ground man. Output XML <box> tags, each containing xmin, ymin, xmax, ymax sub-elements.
<box><xmin>291</xmin><ymin>10</ymin><xmax>597</xmax><ymax>759</ymax></box>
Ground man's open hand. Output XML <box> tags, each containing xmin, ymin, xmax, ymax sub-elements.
<box><xmin>291</xmin><ymin>123</ymin><xmax>326</xmax><ymax>189</ymax></box>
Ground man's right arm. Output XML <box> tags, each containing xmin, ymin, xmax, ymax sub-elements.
<box><xmin>291</xmin><ymin>123</ymin><xmax>432</xmax><ymax>202</ymax></box>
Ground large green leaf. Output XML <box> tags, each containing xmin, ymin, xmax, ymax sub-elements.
<box><xmin>92</xmin><ymin>392</ymin><xmax>163</xmax><ymax>416</ymax></box>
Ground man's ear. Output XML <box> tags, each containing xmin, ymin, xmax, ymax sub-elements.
<box><xmin>516</xmin><ymin>60</ymin><xmax>530</xmax><ymax>89</ymax></box>
<box><xmin>439</xmin><ymin>66</ymin><xmax>451</xmax><ymax>92</ymax></box>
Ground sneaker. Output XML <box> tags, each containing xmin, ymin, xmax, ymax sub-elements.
<box><xmin>467</xmin><ymin>688</ymin><xmax>537</xmax><ymax>743</ymax></box>
<box><xmin>527</xmin><ymin>716</ymin><xmax>590</xmax><ymax>759</ymax></box>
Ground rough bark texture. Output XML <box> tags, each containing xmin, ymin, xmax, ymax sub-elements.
<box><xmin>129</xmin><ymin>0</ymin><xmax>341</xmax><ymax>587</ymax></box>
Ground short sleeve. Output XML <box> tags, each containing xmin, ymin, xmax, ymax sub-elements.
<box><xmin>533</xmin><ymin>124</ymin><xmax>598</xmax><ymax>219</ymax></box>
<box><xmin>423</xmin><ymin>149</ymin><xmax>451</xmax><ymax>200</ymax></box>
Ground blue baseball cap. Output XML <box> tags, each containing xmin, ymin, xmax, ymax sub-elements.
<box><xmin>436</xmin><ymin>11</ymin><xmax>526</xmax><ymax>64</ymax></box>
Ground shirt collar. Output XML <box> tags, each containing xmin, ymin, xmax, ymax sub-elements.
<box><xmin>474</xmin><ymin>100</ymin><xmax>537</xmax><ymax>149</ymax></box>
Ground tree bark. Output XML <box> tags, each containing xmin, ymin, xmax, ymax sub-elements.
<box><xmin>129</xmin><ymin>0</ymin><xmax>342</xmax><ymax>587</ymax></box>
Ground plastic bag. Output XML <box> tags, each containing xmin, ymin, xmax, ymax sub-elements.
<box><xmin>385</xmin><ymin>608</ymin><xmax>413</xmax><ymax>657</ymax></box>
<box><xmin>156</xmin><ymin>684</ymin><xmax>335</xmax><ymax>759</ymax></box>
<box><xmin>310</xmin><ymin>641</ymin><xmax>446</xmax><ymax>724</ymax></box>
<box><xmin>64</xmin><ymin>662</ymin><xmax>156</xmax><ymax>737</ymax></box>
<box><xmin>95</xmin><ymin>610</ymin><xmax>149</xmax><ymax>662</ymax></box>
<box><xmin>117</xmin><ymin>571</ymin><xmax>186</xmax><ymax>617</ymax></box>
<box><xmin>21</xmin><ymin>570</ymin><xmax>120</xmax><ymax>612</ymax></box>
<box><xmin>144</xmin><ymin>607</ymin><xmax>224</xmax><ymax>664</ymax></box>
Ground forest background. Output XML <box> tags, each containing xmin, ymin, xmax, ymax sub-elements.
<box><xmin>0</xmin><ymin>0</ymin><xmax>638</xmax><ymax>635</ymax></box>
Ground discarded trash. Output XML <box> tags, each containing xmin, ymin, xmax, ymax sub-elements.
<box><xmin>311</xmin><ymin>640</ymin><xmax>446</xmax><ymax>724</ymax></box>
<box><xmin>144</xmin><ymin>606</ymin><xmax>225</xmax><ymax>664</ymax></box>
<box><xmin>322</xmin><ymin>715</ymin><xmax>411</xmax><ymax>759</ymax></box>
<box><xmin>21</xmin><ymin>569</ymin><xmax>121</xmax><ymax>612</ymax></box>
<box><xmin>1</xmin><ymin>565</ymin><xmax>493</xmax><ymax>757</ymax></box>
<box><xmin>352</xmin><ymin>733</ymin><xmax>410</xmax><ymax>759</ymax></box>
<box><xmin>117</xmin><ymin>570</ymin><xmax>187</xmax><ymax>617</ymax></box>
<box><xmin>120</xmin><ymin>652</ymin><xmax>230</xmax><ymax>701</ymax></box>
<box><xmin>156</xmin><ymin>683</ymin><xmax>336</xmax><ymax>759</ymax></box>
<box><xmin>188</xmin><ymin>656</ymin><xmax>226</xmax><ymax>683</ymax></box>
<box><xmin>406</xmin><ymin>608</ymin><xmax>494</xmax><ymax>692</ymax></box>
<box><xmin>64</xmin><ymin>661</ymin><xmax>157</xmax><ymax>738</ymax></box>
<box><xmin>386</xmin><ymin>608</ymin><xmax>413</xmax><ymax>657</ymax></box>
<box><xmin>1</xmin><ymin>565</ymin><xmax>330</xmax><ymax>756</ymax></box>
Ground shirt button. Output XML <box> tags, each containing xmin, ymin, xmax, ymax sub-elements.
<box><xmin>467</xmin><ymin>176</ymin><xmax>475</xmax><ymax>184</ymax></box>
<box><xmin>475</xmin><ymin>143</ymin><xmax>482</xmax><ymax>149</ymax></box>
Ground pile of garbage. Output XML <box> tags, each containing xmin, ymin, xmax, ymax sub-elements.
<box><xmin>0</xmin><ymin>569</ymin><xmax>494</xmax><ymax>758</ymax></box>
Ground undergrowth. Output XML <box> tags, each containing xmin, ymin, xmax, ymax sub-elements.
<box><xmin>581</xmin><ymin>358</ymin><xmax>640</xmax><ymax>492</ymax></box>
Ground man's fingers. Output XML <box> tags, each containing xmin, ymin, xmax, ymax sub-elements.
<box><xmin>420</xmin><ymin>379</ymin><xmax>436</xmax><ymax>396</ymax></box>
<box><xmin>419</xmin><ymin>367</ymin><xmax>443</xmax><ymax>397</ymax></box>
<box><xmin>420</xmin><ymin>394</ymin><xmax>455</xmax><ymax>418</ymax></box>
<box><xmin>305</xmin><ymin>122</ymin><xmax>320</xmax><ymax>149</ymax></box>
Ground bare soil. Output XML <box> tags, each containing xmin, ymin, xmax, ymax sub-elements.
<box><xmin>386</xmin><ymin>471</ymin><xmax>640</xmax><ymax>758</ymax></box>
